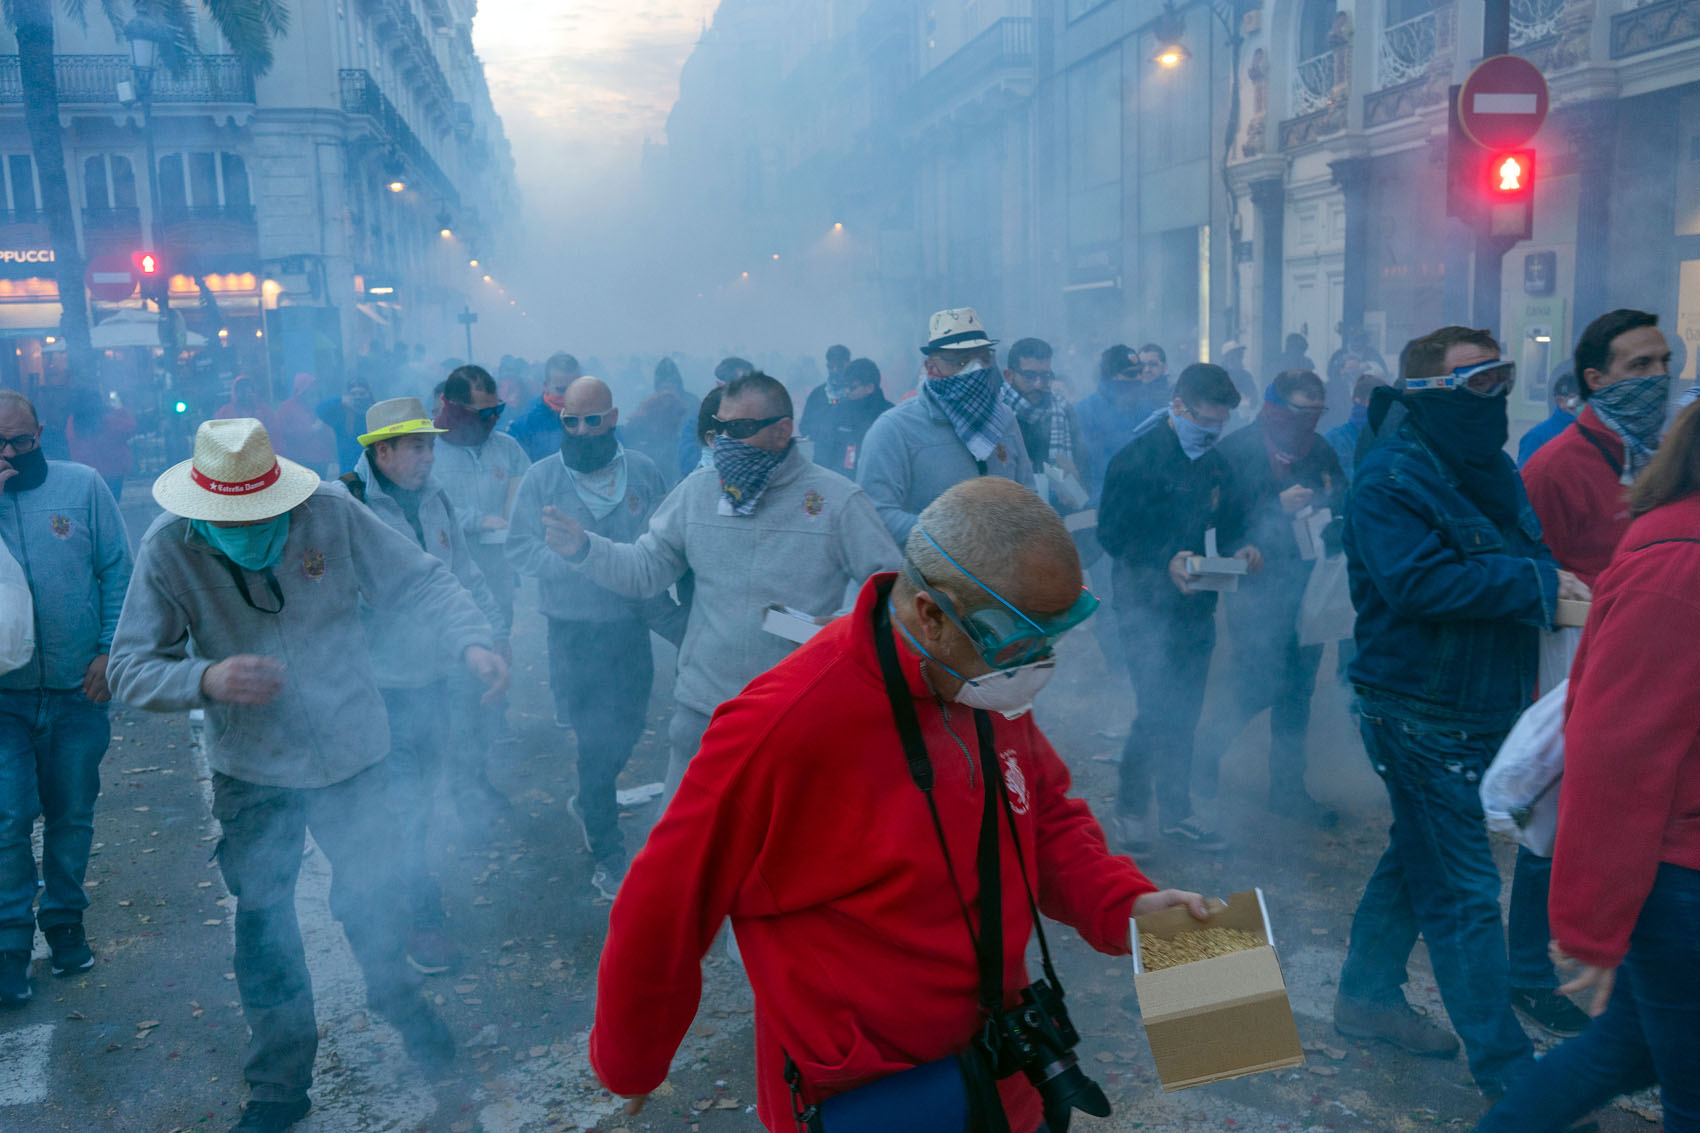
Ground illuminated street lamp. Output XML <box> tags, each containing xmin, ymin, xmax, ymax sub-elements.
<box><xmin>437</xmin><ymin>210</ymin><xmax>453</xmax><ymax>239</ymax></box>
<box><xmin>384</xmin><ymin>151</ymin><xmax>407</xmax><ymax>194</ymax></box>
<box><xmin>1151</xmin><ymin>2</ymin><xmax>1190</xmax><ymax>66</ymax></box>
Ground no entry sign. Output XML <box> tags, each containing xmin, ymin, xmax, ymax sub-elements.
<box><xmin>85</xmin><ymin>251</ymin><xmax>139</xmax><ymax>302</ymax></box>
<box><xmin>1458</xmin><ymin>54</ymin><xmax>1549</xmax><ymax>149</ymax></box>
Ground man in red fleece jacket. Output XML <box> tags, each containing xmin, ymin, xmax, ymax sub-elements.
<box><xmin>590</xmin><ymin>478</ymin><xmax>1206</xmax><ymax>1132</ymax></box>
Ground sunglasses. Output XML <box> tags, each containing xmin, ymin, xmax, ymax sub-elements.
<box><xmin>713</xmin><ymin>414</ymin><xmax>789</xmax><ymax>440</ymax></box>
<box><xmin>1406</xmin><ymin>360</ymin><xmax>1516</xmax><ymax>398</ymax></box>
<box><xmin>0</xmin><ymin>432</ymin><xmax>40</xmax><ymax>454</ymax></box>
<box><xmin>904</xmin><ymin>528</ymin><xmax>1100</xmax><ymax>669</ymax></box>
<box><xmin>561</xmin><ymin>413</ymin><xmax>607</xmax><ymax>429</ymax></box>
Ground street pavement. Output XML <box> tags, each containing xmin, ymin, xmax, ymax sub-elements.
<box><xmin>0</xmin><ymin>489</ymin><xmax>1663</xmax><ymax>1132</ymax></box>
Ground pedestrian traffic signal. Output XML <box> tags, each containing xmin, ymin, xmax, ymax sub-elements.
<box><xmin>133</xmin><ymin>249</ymin><xmax>167</xmax><ymax>300</ymax></box>
<box><xmin>1446</xmin><ymin>87</ymin><xmax>1534</xmax><ymax>241</ymax></box>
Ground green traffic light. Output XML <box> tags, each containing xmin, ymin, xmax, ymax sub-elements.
<box><xmin>174</xmin><ymin>401</ymin><xmax>188</xmax><ymax>413</ymax></box>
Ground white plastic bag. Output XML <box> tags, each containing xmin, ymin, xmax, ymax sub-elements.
<box><xmin>0</xmin><ymin>537</ymin><xmax>34</xmax><ymax>674</ymax></box>
<box><xmin>1298</xmin><ymin>553</ymin><xmax>1354</xmax><ymax>646</ymax></box>
<box><xmin>1539</xmin><ymin>626</ymin><xmax>1582</xmax><ymax>693</ymax></box>
<box><xmin>1482</xmin><ymin>678</ymin><xmax>1568</xmax><ymax>856</ymax></box>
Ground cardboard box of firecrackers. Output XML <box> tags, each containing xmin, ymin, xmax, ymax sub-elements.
<box><xmin>1129</xmin><ymin>888</ymin><xmax>1305</xmax><ymax>1090</ymax></box>
<box><xmin>1554</xmin><ymin>598</ymin><xmax>1591</xmax><ymax>628</ymax></box>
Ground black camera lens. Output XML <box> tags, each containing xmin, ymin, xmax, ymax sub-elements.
<box><xmin>1028</xmin><ymin>1053</ymin><xmax>1112</xmax><ymax>1132</ymax></box>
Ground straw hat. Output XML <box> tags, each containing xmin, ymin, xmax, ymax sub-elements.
<box><xmin>358</xmin><ymin>396</ymin><xmax>445</xmax><ymax>447</ymax></box>
<box><xmin>921</xmin><ymin>307</ymin><xmax>998</xmax><ymax>355</ymax></box>
<box><xmin>153</xmin><ymin>418</ymin><xmax>320</xmax><ymax>521</ymax></box>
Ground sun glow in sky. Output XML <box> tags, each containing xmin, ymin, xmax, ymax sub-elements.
<box><xmin>472</xmin><ymin>0</ymin><xmax>715</xmax><ymax>209</ymax></box>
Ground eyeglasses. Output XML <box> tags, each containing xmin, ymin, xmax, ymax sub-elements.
<box><xmin>904</xmin><ymin>527</ymin><xmax>1100</xmax><ymax>669</ymax></box>
<box><xmin>560</xmin><ymin>413</ymin><xmax>607</xmax><ymax>429</ymax></box>
<box><xmin>0</xmin><ymin>432</ymin><xmax>39</xmax><ymax>454</ymax></box>
<box><xmin>1180</xmin><ymin>402</ymin><xmax>1232</xmax><ymax>430</ymax></box>
<box><xmin>1406</xmin><ymin>360</ymin><xmax>1517</xmax><ymax>398</ymax></box>
<box><xmin>713</xmin><ymin>414</ymin><xmax>788</xmax><ymax>440</ymax></box>
<box><xmin>1013</xmin><ymin>368</ymin><xmax>1053</xmax><ymax>383</ymax></box>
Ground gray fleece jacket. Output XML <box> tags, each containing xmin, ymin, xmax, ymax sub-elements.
<box><xmin>350</xmin><ymin>452</ymin><xmax>505</xmax><ymax>689</ymax></box>
<box><xmin>855</xmin><ymin>384</ymin><xmax>1034</xmax><ymax>545</ymax></box>
<box><xmin>570</xmin><ymin>444</ymin><xmax>899</xmax><ymax>714</ymax></box>
<box><xmin>107</xmin><ymin>483</ymin><xmax>493</xmax><ymax>789</ymax></box>
<box><xmin>506</xmin><ymin>447</ymin><xmax>673</xmax><ymax>625</ymax></box>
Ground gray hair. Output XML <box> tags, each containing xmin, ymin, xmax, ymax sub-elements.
<box><xmin>904</xmin><ymin>478</ymin><xmax>1076</xmax><ymax>602</ymax></box>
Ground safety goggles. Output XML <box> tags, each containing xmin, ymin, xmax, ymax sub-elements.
<box><xmin>1405</xmin><ymin>359</ymin><xmax>1516</xmax><ymax>398</ymax></box>
<box><xmin>903</xmin><ymin>529</ymin><xmax>1100</xmax><ymax>669</ymax></box>
<box><xmin>713</xmin><ymin>414</ymin><xmax>789</xmax><ymax>440</ymax></box>
<box><xmin>560</xmin><ymin>413</ymin><xmax>607</xmax><ymax>429</ymax></box>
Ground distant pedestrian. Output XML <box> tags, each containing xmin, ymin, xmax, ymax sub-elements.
<box><xmin>676</xmin><ymin>356</ymin><xmax>753</xmax><ymax>479</ymax></box>
<box><xmin>1075</xmin><ymin>343</ymin><xmax>1170</xmax><ymax>503</ymax></box>
<box><xmin>216</xmin><ymin>377</ymin><xmax>274</xmax><ymax>431</ymax></box>
<box><xmin>270</xmin><ymin>374</ymin><xmax>336</xmax><ymax>475</ymax></box>
<box><xmin>1323</xmin><ymin>367</ymin><xmax>1388</xmax><ymax>483</ymax></box>
<box><xmin>801</xmin><ymin>357</ymin><xmax>892</xmax><ymax>477</ymax></box>
<box><xmin>623</xmin><ymin>358</ymin><xmax>697</xmax><ymax>486</ymax></box>
<box><xmin>315</xmin><ymin>378</ymin><xmax>375</xmax><ymax>475</ymax></box>
<box><xmin>65</xmin><ymin>386</ymin><xmax>137</xmax><ymax>502</ymax></box>
<box><xmin>1219</xmin><ymin>340</ymin><xmax>1259</xmax><ymax>411</ymax></box>
<box><xmin>0</xmin><ymin>391</ymin><xmax>132</xmax><ymax>1006</ymax></box>
<box><xmin>507</xmin><ymin>352</ymin><xmax>580</xmax><ymax>461</ymax></box>
<box><xmin>108</xmin><ymin>418</ymin><xmax>506</xmax><ymax>1132</ymax></box>
<box><xmin>857</xmin><ymin>308</ymin><xmax>1033</xmax><ymax>544</ymax></box>
<box><xmin>1000</xmin><ymin>336</ymin><xmax>1088</xmax><ymax>508</ymax></box>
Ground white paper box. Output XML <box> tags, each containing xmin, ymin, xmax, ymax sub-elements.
<box><xmin>762</xmin><ymin>605</ymin><xmax>827</xmax><ymax>644</ymax></box>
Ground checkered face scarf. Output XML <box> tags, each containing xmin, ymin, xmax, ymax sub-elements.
<box><xmin>926</xmin><ymin>364</ymin><xmax>1015</xmax><ymax>463</ymax></box>
<box><xmin>999</xmin><ymin>383</ymin><xmax>1073</xmax><ymax>462</ymax></box>
<box><xmin>712</xmin><ymin>434</ymin><xmax>791</xmax><ymax>516</ymax></box>
<box><xmin>1591</xmin><ymin>375</ymin><xmax>1671</xmax><ymax>482</ymax></box>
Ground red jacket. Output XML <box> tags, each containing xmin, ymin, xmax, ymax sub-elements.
<box><xmin>1551</xmin><ymin>493</ymin><xmax>1700</xmax><ymax>968</ymax></box>
<box><xmin>1522</xmin><ymin>404</ymin><xmax>1632</xmax><ymax>586</ymax></box>
<box><xmin>590</xmin><ymin>574</ymin><xmax>1156</xmax><ymax>1131</ymax></box>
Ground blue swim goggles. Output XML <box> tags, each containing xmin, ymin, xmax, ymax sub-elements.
<box><xmin>901</xmin><ymin>524</ymin><xmax>1099</xmax><ymax>670</ymax></box>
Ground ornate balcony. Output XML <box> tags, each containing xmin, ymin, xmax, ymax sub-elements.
<box><xmin>1291</xmin><ymin>52</ymin><xmax>1336</xmax><ymax>117</ymax></box>
<box><xmin>1379</xmin><ymin>10</ymin><xmax>1438</xmax><ymax>88</ymax></box>
<box><xmin>339</xmin><ymin>68</ymin><xmax>459</xmax><ymax>209</ymax></box>
<box><xmin>1612</xmin><ymin>0</ymin><xmax>1700</xmax><ymax>58</ymax></box>
<box><xmin>908</xmin><ymin>18</ymin><xmax>1034</xmax><ymax>128</ymax></box>
<box><xmin>0</xmin><ymin>54</ymin><xmax>254</xmax><ymax>106</ymax></box>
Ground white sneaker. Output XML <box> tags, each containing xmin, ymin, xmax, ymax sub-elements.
<box><xmin>1111</xmin><ymin>812</ymin><xmax>1152</xmax><ymax>855</ymax></box>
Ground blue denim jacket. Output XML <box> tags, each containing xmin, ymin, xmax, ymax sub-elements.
<box><xmin>0</xmin><ymin>461</ymin><xmax>132</xmax><ymax>691</ymax></box>
<box><xmin>1344</xmin><ymin>424</ymin><xmax>1557</xmax><ymax>726</ymax></box>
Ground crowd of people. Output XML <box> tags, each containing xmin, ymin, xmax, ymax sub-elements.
<box><xmin>0</xmin><ymin>303</ymin><xmax>1697</xmax><ymax>1133</ymax></box>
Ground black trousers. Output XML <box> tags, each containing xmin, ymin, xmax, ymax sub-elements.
<box><xmin>1115</xmin><ymin>601</ymin><xmax>1216</xmax><ymax>826</ymax></box>
<box><xmin>546</xmin><ymin>616</ymin><xmax>654</xmax><ymax>863</ymax></box>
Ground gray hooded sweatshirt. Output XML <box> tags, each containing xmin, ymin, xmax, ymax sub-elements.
<box><xmin>107</xmin><ymin>483</ymin><xmax>493</xmax><ymax>789</ymax></box>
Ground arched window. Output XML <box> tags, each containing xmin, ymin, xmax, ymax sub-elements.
<box><xmin>1299</xmin><ymin>0</ymin><xmax>1338</xmax><ymax>60</ymax></box>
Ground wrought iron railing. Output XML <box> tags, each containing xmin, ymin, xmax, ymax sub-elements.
<box><xmin>1292</xmin><ymin>52</ymin><xmax>1336</xmax><ymax>116</ymax></box>
<box><xmin>82</xmin><ymin>206</ymin><xmax>142</xmax><ymax>231</ymax></box>
<box><xmin>1379</xmin><ymin>9</ymin><xmax>1439</xmax><ymax>88</ymax></box>
<box><xmin>0</xmin><ymin>54</ymin><xmax>254</xmax><ymax>104</ymax></box>
<box><xmin>1511</xmin><ymin>0</ymin><xmax>1565</xmax><ymax>47</ymax></box>
<box><xmin>338</xmin><ymin>68</ymin><xmax>460</xmax><ymax>210</ymax></box>
<box><xmin>910</xmin><ymin>17</ymin><xmax>1034</xmax><ymax>118</ymax></box>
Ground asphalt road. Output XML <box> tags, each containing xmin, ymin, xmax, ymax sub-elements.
<box><xmin>0</xmin><ymin>487</ymin><xmax>1662</xmax><ymax>1133</ymax></box>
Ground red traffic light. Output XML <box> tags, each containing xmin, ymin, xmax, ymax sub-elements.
<box><xmin>132</xmin><ymin>250</ymin><xmax>164</xmax><ymax>276</ymax></box>
<box><xmin>1487</xmin><ymin>150</ymin><xmax>1535</xmax><ymax>200</ymax></box>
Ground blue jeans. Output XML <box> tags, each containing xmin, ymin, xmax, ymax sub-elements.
<box><xmin>1337</xmin><ymin>695</ymin><xmax>1533</xmax><ymax>1093</ymax></box>
<box><xmin>0</xmin><ymin>688</ymin><xmax>110</xmax><ymax>950</ymax></box>
<box><xmin>1508</xmin><ymin>848</ymin><xmax>1558</xmax><ymax>989</ymax></box>
<box><xmin>1477</xmin><ymin>863</ymin><xmax>1700</xmax><ymax>1132</ymax></box>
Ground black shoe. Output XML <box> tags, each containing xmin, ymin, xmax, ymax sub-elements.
<box><xmin>1269</xmin><ymin>791</ymin><xmax>1340</xmax><ymax>831</ymax></box>
<box><xmin>230</xmin><ymin>1097</ymin><xmax>311</xmax><ymax>1132</ymax></box>
<box><xmin>1510</xmin><ymin>986</ymin><xmax>1590</xmax><ymax>1038</ymax></box>
<box><xmin>0</xmin><ymin>949</ymin><xmax>30</xmax><ymax>1008</ymax></box>
<box><xmin>1159</xmin><ymin>815</ymin><xmax>1230</xmax><ymax>853</ymax></box>
<box><xmin>391</xmin><ymin>999</ymin><xmax>455</xmax><ymax>1072</ymax></box>
<box><xmin>43</xmin><ymin>923</ymin><xmax>94</xmax><ymax>975</ymax></box>
<box><xmin>1333</xmin><ymin>992</ymin><xmax>1459</xmax><ymax>1058</ymax></box>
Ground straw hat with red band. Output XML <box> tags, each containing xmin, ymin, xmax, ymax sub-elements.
<box><xmin>153</xmin><ymin>418</ymin><xmax>321</xmax><ymax>521</ymax></box>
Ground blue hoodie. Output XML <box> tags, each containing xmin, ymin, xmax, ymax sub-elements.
<box><xmin>1075</xmin><ymin>379</ymin><xmax>1171</xmax><ymax>502</ymax></box>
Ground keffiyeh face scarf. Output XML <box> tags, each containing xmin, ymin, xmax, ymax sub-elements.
<box><xmin>1591</xmin><ymin>375</ymin><xmax>1672</xmax><ymax>483</ymax></box>
<box><xmin>926</xmin><ymin>363</ymin><xmax>1015</xmax><ymax>463</ymax></box>
<box><xmin>712</xmin><ymin>434</ymin><xmax>791</xmax><ymax>516</ymax></box>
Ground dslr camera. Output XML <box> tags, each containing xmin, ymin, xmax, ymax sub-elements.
<box><xmin>979</xmin><ymin>978</ymin><xmax>1111</xmax><ymax>1132</ymax></box>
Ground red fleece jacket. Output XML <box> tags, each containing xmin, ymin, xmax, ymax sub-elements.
<box><xmin>1522</xmin><ymin>405</ymin><xmax>1632</xmax><ymax>586</ymax></box>
<box><xmin>589</xmin><ymin>574</ymin><xmax>1156</xmax><ymax>1131</ymax></box>
<box><xmin>1551</xmin><ymin>494</ymin><xmax>1700</xmax><ymax>968</ymax></box>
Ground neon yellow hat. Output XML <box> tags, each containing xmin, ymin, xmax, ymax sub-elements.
<box><xmin>358</xmin><ymin>397</ymin><xmax>446</xmax><ymax>446</ymax></box>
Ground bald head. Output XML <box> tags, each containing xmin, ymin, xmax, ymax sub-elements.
<box><xmin>903</xmin><ymin>478</ymin><xmax>1082</xmax><ymax>615</ymax></box>
<box><xmin>561</xmin><ymin>376</ymin><xmax>616</xmax><ymax>436</ymax></box>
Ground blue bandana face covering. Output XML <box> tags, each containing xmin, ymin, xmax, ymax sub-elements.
<box><xmin>1170</xmin><ymin>407</ymin><xmax>1222</xmax><ymax>460</ymax></box>
<box><xmin>192</xmin><ymin>513</ymin><xmax>292</xmax><ymax>572</ymax></box>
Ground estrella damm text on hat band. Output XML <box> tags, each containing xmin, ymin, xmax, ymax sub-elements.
<box><xmin>190</xmin><ymin>462</ymin><xmax>282</xmax><ymax>495</ymax></box>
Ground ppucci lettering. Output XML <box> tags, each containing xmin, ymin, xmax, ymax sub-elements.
<box><xmin>0</xmin><ymin>250</ymin><xmax>54</xmax><ymax>264</ymax></box>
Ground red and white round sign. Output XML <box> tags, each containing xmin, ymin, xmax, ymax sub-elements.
<box><xmin>1458</xmin><ymin>54</ymin><xmax>1550</xmax><ymax>149</ymax></box>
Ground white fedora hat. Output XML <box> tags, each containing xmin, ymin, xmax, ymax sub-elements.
<box><xmin>358</xmin><ymin>396</ymin><xmax>445</xmax><ymax>447</ymax></box>
<box><xmin>153</xmin><ymin>418</ymin><xmax>321</xmax><ymax>521</ymax></box>
<box><xmin>921</xmin><ymin>307</ymin><xmax>999</xmax><ymax>355</ymax></box>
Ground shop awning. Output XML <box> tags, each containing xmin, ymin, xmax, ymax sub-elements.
<box><xmin>89</xmin><ymin>308</ymin><xmax>208</xmax><ymax>349</ymax></box>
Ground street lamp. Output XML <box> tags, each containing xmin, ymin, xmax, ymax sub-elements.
<box><xmin>384</xmin><ymin>151</ymin><xmax>407</xmax><ymax>194</ymax></box>
<box><xmin>437</xmin><ymin>209</ymin><xmax>453</xmax><ymax>239</ymax></box>
<box><xmin>126</xmin><ymin>4</ymin><xmax>174</xmax><ymax>345</ymax></box>
<box><xmin>1151</xmin><ymin>2</ymin><xmax>1190</xmax><ymax>66</ymax></box>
